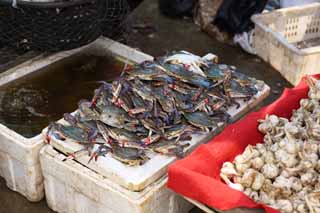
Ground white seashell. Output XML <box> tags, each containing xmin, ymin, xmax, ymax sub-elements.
<box><xmin>303</xmin><ymin>142</ymin><xmax>318</xmax><ymax>155</ymax></box>
<box><xmin>234</xmin><ymin>155</ymin><xmax>245</xmax><ymax>164</ymax></box>
<box><xmin>259</xmin><ymin>191</ymin><xmax>275</xmax><ymax>206</ymax></box>
<box><xmin>261</xmin><ymin>179</ymin><xmax>273</xmax><ymax>192</ymax></box>
<box><xmin>269</xmin><ymin>115</ymin><xmax>280</xmax><ymax>126</ymax></box>
<box><xmin>275</xmin><ymin>149</ymin><xmax>287</xmax><ymax>161</ymax></box>
<box><xmin>221</xmin><ymin>162</ymin><xmax>238</xmax><ymax>177</ymax></box>
<box><xmin>276</xmin><ymin>151</ymin><xmax>298</xmax><ymax>168</ymax></box>
<box><xmin>273</xmin><ymin>176</ymin><xmax>292</xmax><ymax>189</ymax></box>
<box><xmin>284</xmin><ymin>140</ymin><xmax>300</xmax><ymax>154</ymax></box>
<box><xmin>241</xmin><ymin>169</ymin><xmax>256</xmax><ymax>188</ymax></box>
<box><xmin>300</xmin><ymin>172</ymin><xmax>316</xmax><ymax>185</ymax></box>
<box><xmin>258</xmin><ymin>122</ymin><xmax>270</xmax><ymax>134</ymax></box>
<box><xmin>305</xmin><ymin>191</ymin><xmax>320</xmax><ymax>213</ymax></box>
<box><xmin>284</xmin><ymin>122</ymin><xmax>300</xmax><ymax>138</ymax></box>
<box><xmin>316</xmin><ymin>160</ymin><xmax>320</xmax><ymax>172</ymax></box>
<box><xmin>244</xmin><ymin>188</ymin><xmax>252</xmax><ymax>197</ymax></box>
<box><xmin>300</xmin><ymin>98</ymin><xmax>314</xmax><ymax>111</ymax></box>
<box><xmin>251</xmin><ymin>172</ymin><xmax>265</xmax><ymax>191</ymax></box>
<box><xmin>242</xmin><ymin>145</ymin><xmax>259</xmax><ymax>161</ymax></box>
<box><xmin>256</xmin><ymin>143</ymin><xmax>267</xmax><ymax>155</ymax></box>
<box><xmin>280</xmin><ymin>170</ymin><xmax>291</xmax><ymax>178</ymax></box>
<box><xmin>235</xmin><ymin>162</ymin><xmax>251</xmax><ymax>174</ymax></box>
<box><xmin>290</xmin><ymin>177</ymin><xmax>303</xmax><ymax>192</ymax></box>
<box><xmin>303</xmin><ymin>153</ymin><xmax>318</xmax><ymax>167</ymax></box>
<box><xmin>261</xmin><ymin>164</ymin><xmax>279</xmax><ymax>179</ymax></box>
<box><xmin>263</xmin><ymin>151</ymin><xmax>275</xmax><ymax>164</ymax></box>
<box><xmin>307</xmin><ymin>76</ymin><xmax>320</xmax><ymax>100</ymax></box>
<box><xmin>278</xmin><ymin>139</ymin><xmax>287</xmax><ymax>148</ymax></box>
<box><xmin>275</xmin><ymin>199</ymin><xmax>294</xmax><ymax>213</ymax></box>
<box><xmin>250</xmin><ymin>191</ymin><xmax>260</xmax><ymax>202</ymax></box>
<box><xmin>270</xmin><ymin>143</ymin><xmax>280</xmax><ymax>152</ymax></box>
<box><xmin>251</xmin><ymin>157</ymin><xmax>264</xmax><ymax>170</ymax></box>
<box><xmin>296</xmin><ymin>203</ymin><xmax>308</xmax><ymax>213</ymax></box>
<box><xmin>220</xmin><ymin>174</ymin><xmax>244</xmax><ymax>192</ymax></box>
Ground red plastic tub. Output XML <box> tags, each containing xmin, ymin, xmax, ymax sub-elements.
<box><xmin>168</xmin><ymin>75</ymin><xmax>320</xmax><ymax>213</ymax></box>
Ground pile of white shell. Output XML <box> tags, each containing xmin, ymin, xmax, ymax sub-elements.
<box><xmin>220</xmin><ymin>77</ymin><xmax>320</xmax><ymax>213</ymax></box>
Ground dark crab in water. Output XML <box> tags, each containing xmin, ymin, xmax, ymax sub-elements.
<box><xmin>1</xmin><ymin>86</ymin><xmax>49</xmax><ymax>118</ymax></box>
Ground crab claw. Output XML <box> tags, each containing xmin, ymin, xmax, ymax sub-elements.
<box><xmin>183</xmin><ymin>64</ymin><xmax>191</xmax><ymax>70</ymax></box>
<box><xmin>88</xmin><ymin>152</ymin><xmax>98</xmax><ymax>164</ymax></box>
<box><xmin>63</xmin><ymin>153</ymin><xmax>76</xmax><ymax>162</ymax></box>
<box><xmin>88</xmin><ymin>145</ymin><xmax>111</xmax><ymax>163</ymax></box>
<box><xmin>128</xmin><ymin>109</ymin><xmax>134</xmax><ymax>117</ymax></box>
<box><xmin>63</xmin><ymin>113</ymin><xmax>77</xmax><ymax>126</ymax></box>
<box><xmin>192</xmin><ymin>88</ymin><xmax>202</xmax><ymax>101</ymax></box>
<box><xmin>88</xmin><ymin>129</ymin><xmax>98</xmax><ymax>142</ymax></box>
<box><xmin>45</xmin><ymin>133</ymin><xmax>51</xmax><ymax>144</ymax></box>
<box><xmin>45</xmin><ymin>123</ymin><xmax>54</xmax><ymax>144</ymax></box>
<box><xmin>46</xmin><ymin>123</ymin><xmax>66</xmax><ymax>143</ymax></box>
<box><xmin>142</xmin><ymin>137</ymin><xmax>152</xmax><ymax>146</ymax></box>
<box><xmin>124</xmin><ymin>65</ymin><xmax>134</xmax><ymax>72</ymax></box>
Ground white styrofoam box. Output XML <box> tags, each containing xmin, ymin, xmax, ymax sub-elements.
<box><xmin>0</xmin><ymin>37</ymin><xmax>153</xmax><ymax>201</ymax></box>
<box><xmin>40</xmin><ymin>145</ymin><xmax>194</xmax><ymax>213</ymax></box>
<box><xmin>0</xmin><ymin>132</ymin><xmax>44</xmax><ymax>201</ymax></box>
<box><xmin>252</xmin><ymin>3</ymin><xmax>320</xmax><ymax>85</ymax></box>
<box><xmin>46</xmin><ymin>83</ymin><xmax>270</xmax><ymax>192</ymax></box>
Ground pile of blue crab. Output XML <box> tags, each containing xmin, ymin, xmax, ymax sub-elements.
<box><xmin>47</xmin><ymin>51</ymin><xmax>262</xmax><ymax>166</ymax></box>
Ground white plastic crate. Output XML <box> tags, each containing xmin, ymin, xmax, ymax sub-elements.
<box><xmin>252</xmin><ymin>3</ymin><xmax>320</xmax><ymax>85</ymax></box>
<box><xmin>0</xmin><ymin>37</ymin><xmax>152</xmax><ymax>201</ymax></box>
<box><xmin>40</xmin><ymin>145</ymin><xmax>193</xmax><ymax>213</ymax></box>
<box><xmin>280</xmin><ymin>0</ymin><xmax>320</xmax><ymax>8</ymax></box>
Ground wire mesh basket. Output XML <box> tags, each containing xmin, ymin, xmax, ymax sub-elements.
<box><xmin>101</xmin><ymin>0</ymin><xmax>130</xmax><ymax>41</ymax></box>
<box><xmin>0</xmin><ymin>0</ymin><xmax>130</xmax><ymax>52</ymax></box>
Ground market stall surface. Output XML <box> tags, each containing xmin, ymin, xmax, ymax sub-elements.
<box><xmin>0</xmin><ymin>0</ymin><xmax>291</xmax><ymax>212</ymax></box>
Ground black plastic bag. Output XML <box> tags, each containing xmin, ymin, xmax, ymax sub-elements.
<box><xmin>158</xmin><ymin>0</ymin><xmax>196</xmax><ymax>18</ymax></box>
<box><xmin>213</xmin><ymin>0</ymin><xmax>268</xmax><ymax>35</ymax></box>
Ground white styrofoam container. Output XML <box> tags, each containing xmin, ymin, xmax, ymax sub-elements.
<box><xmin>252</xmin><ymin>3</ymin><xmax>320</xmax><ymax>85</ymax></box>
<box><xmin>0</xmin><ymin>37</ymin><xmax>152</xmax><ymax>201</ymax></box>
<box><xmin>40</xmin><ymin>145</ymin><xmax>194</xmax><ymax>213</ymax></box>
<box><xmin>38</xmin><ymin>47</ymin><xmax>270</xmax><ymax>213</ymax></box>
<box><xmin>46</xmin><ymin>84</ymin><xmax>270</xmax><ymax>192</ymax></box>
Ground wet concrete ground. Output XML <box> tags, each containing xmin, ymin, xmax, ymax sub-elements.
<box><xmin>0</xmin><ymin>0</ymin><xmax>291</xmax><ymax>212</ymax></box>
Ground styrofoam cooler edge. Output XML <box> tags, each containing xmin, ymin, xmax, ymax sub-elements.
<box><xmin>0</xmin><ymin>47</ymin><xmax>77</xmax><ymax>201</ymax></box>
<box><xmin>0</xmin><ymin>36</ymin><xmax>94</xmax><ymax>202</ymax></box>
<box><xmin>0</xmin><ymin>37</ymin><xmax>153</xmax><ymax>202</ymax></box>
<box><xmin>40</xmin><ymin>145</ymin><xmax>193</xmax><ymax>213</ymax></box>
<box><xmin>0</xmin><ymin>124</ymin><xmax>44</xmax><ymax>201</ymax></box>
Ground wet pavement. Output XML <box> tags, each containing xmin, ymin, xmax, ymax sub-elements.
<box><xmin>0</xmin><ymin>0</ymin><xmax>290</xmax><ymax>212</ymax></box>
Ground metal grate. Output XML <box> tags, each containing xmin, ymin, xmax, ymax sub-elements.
<box><xmin>0</xmin><ymin>0</ymin><xmax>130</xmax><ymax>52</ymax></box>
